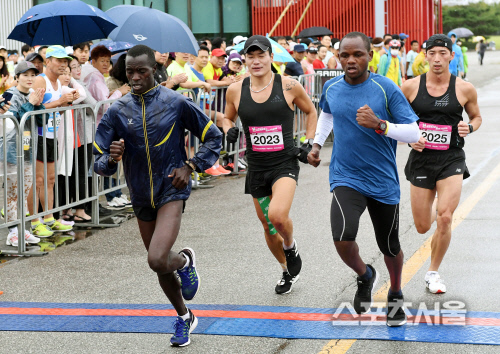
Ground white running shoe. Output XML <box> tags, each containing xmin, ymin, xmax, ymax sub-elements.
<box><xmin>425</xmin><ymin>271</ymin><xmax>447</xmax><ymax>294</ymax></box>
<box><xmin>6</xmin><ymin>230</ymin><xmax>20</xmax><ymax>247</ymax></box>
<box><xmin>117</xmin><ymin>195</ymin><xmax>132</xmax><ymax>207</ymax></box>
<box><xmin>24</xmin><ymin>230</ymin><xmax>40</xmax><ymax>244</ymax></box>
<box><xmin>107</xmin><ymin>197</ymin><xmax>127</xmax><ymax>210</ymax></box>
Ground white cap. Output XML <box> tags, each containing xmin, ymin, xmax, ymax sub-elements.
<box><xmin>334</xmin><ymin>42</ymin><xmax>340</xmax><ymax>50</ymax></box>
<box><xmin>0</xmin><ymin>45</ymin><xmax>6</xmax><ymax>50</ymax></box>
<box><xmin>233</xmin><ymin>35</ymin><xmax>248</xmax><ymax>45</ymax></box>
<box><xmin>289</xmin><ymin>42</ymin><xmax>297</xmax><ymax>50</ymax></box>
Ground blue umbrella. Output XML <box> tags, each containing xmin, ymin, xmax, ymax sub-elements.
<box><xmin>8</xmin><ymin>0</ymin><xmax>117</xmax><ymax>46</ymax></box>
<box><xmin>91</xmin><ymin>40</ymin><xmax>134</xmax><ymax>54</ymax></box>
<box><xmin>233</xmin><ymin>37</ymin><xmax>294</xmax><ymax>63</ymax></box>
<box><xmin>106</xmin><ymin>5</ymin><xmax>199</xmax><ymax>55</ymax></box>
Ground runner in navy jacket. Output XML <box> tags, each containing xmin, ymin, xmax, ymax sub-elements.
<box><xmin>93</xmin><ymin>45</ymin><xmax>222</xmax><ymax>347</ymax></box>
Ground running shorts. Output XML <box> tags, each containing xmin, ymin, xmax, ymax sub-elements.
<box><xmin>244</xmin><ymin>159</ymin><xmax>299</xmax><ymax>199</ymax></box>
<box><xmin>404</xmin><ymin>148</ymin><xmax>469</xmax><ymax>190</ymax></box>
<box><xmin>36</xmin><ymin>137</ymin><xmax>56</xmax><ymax>163</ymax></box>
<box><xmin>331</xmin><ymin>186</ymin><xmax>400</xmax><ymax>257</ymax></box>
<box><xmin>133</xmin><ymin>200</ymin><xmax>186</xmax><ymax>222</ymax></box>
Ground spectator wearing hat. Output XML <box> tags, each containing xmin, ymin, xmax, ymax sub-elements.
<box><xmin>2</xmin><ymin>61</ymin><xmax>44</xmax><ymax>246</ymax></box>
<box><xmin>284</xmin><ymin>43</ymin><xmax>305</xmax><ymax>77</ymax></box>
<box><xmin>0</xmin><ymin>46</ymin><xmax>7</xmax><ymax>59</ymax></box>
<box><xmin>25</xmin><ymin>52</ymin><xmax>44</xmax><ymax>74</ymax></box>
<box><xmin>327</xmin><ymin>41</ymin><xmax>342</xmax><ymax>69</ymax></box>
<box><xmin>8</xmin><ymin>50</ymin><xmax>19</xmax><ymax>65</ymax></box>
<box><xmin>379</xmin><ymin>39</ymin><xmax>403</xmax><ymax>86</ymax></box>
<box><xmin>221</xmin><ymin>52</ymin><xmax>245</xmax><ymax>80</ymax></box>
<box><xmin>29</xmin><ymin>45</ymin><xmax>80</xmax><ymax>236</ymax></box>
<box><xmin>232</xmin><ymin>35</ymin><xmax>248</xmax><ymax>46</ymax></box>
<box><xmin>369</xmin><ymin>37</ymin><xmax>384</xmax><ymax>72</ymax></box>
<box><xmin>202</xmin><ymin>49</ymin><xmax>233</xmax><ymax>87</ymax></box>
<box><xmin>302</xmin><ymin>47</ymin><xmax>318</xmax><ymax>75</ymax></box>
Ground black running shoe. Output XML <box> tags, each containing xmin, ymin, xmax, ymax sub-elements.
<box><xmin>387</xmin><ymin>292</ymin><xmax>407</xmax><ymax>327</ymax></box>
<box><xmin>284</xmin><ymin>241</ymin><xmax>302</xmax><ymax>277</ymax></box>
<box><xmin>353</xmin><ymin>264</ymin><xmax>378</xmax><ymax>314</ymax></box>
<box><xmin>275</xmin><ymin>272</ymin><xmax>300</xmax><ymax>294</ymax></box>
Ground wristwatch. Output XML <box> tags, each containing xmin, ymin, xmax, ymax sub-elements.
<box><xmin>468</xmin><ymin>124</ymin><xmax>474</xmax><ymax>134</ymax></box>
<box><xmin>375</xmin><ymin>120</ymin><xmax>388</xmax><ymax>135</ymax></box>
<box><xmin>305</xmin><ymin>138</ymin><xmax>314</xmax><ymax>146</ymax></box>
<box><xmin>185</xmin><ymin>160</ymin><xmax>196</xmax><ymax>171</ymax></box>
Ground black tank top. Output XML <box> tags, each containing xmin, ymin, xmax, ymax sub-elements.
<box><xmin>410</xmin><ymin>73</ymin><xmax>464</xmax><ymax>153</ymax></box>
<box><xmin>238</xmin><ymin>74</ymin><xmax>297</xmax><ymax>171</ymax></box>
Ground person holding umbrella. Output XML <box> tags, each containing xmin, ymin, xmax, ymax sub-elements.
<box><xmin>94</xmin><ymin>45</ymin><xmax>222</xmax><ymax>347</ymax></box>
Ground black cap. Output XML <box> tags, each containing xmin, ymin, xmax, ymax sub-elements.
<box><xmin>426</xmin><ymin>34</ymin><xmax>453</xmax><ymax>52</ymax></box>
<box><xmin>25</xmin><ymin>52</ymin><xmax>44</xmax><ymax>62</ymax></box>
<box><xmin>306</xmin><ymin>47</ymin><xmax>318</xmax><ymax>53</ymax></box>
<box><xmin>243</xmin><ymin>35</ymin><xmax>272</xmax><ymax>54</ymax></box>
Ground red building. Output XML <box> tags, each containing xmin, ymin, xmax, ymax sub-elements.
<box><xmin>252</xmin><ymin>0</ymin><xmax>442</xmax><ymax>45</ymax></box>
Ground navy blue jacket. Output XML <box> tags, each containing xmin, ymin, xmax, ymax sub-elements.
<box><xmin>94</xmin><ymin>84</ymin><xmax>222</xmax><ymax>208</ymax></box>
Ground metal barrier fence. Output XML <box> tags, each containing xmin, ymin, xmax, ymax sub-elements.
<box><xmin>0</xmin><ymin>73</ymin><xmax>327</xmax><ymax>256</ymax></box>
<box><xmin>198</xmin><ymin>85</ymin><xmax>247</xmax><ymax>175</ymax></box>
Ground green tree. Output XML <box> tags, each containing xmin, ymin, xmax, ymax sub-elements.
<box><xmin>443</xmin><ymin>1</ymin><xmax>500</xmax><ymax>35</ymax></box>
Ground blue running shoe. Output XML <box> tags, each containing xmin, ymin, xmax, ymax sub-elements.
<box><xmin>177</xmin><ymin>247</ymin><xmax>200</xmax><ymax>301</ymax></box>
<box><xmin>170</xmin><ymin>309</ymin><xmax>198</xmax><ymax>347</ymax></box>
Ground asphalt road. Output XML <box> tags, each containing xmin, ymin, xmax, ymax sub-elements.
<box><xmin>1</xmin><ymin>50</ymin><xmax>500</xmax><ymax>354</ymax></box>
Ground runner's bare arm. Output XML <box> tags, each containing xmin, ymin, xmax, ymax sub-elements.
<box><xmin>460</xmin><ymin>81</ymin><xmax>482</xmax><ymax>136</ymax></box>
<box><xmin>223</xmin><ymin>82</ymin><xmax>240</xmax><ymax>134</ymax></box>
<box><xmin>285</xmin><ymin>77</ymin><xmax>317</xmax><ymax>139</ymax></box>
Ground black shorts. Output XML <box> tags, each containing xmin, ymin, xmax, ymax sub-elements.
<box><xmin>244</xmin><ymin>160</ymin><xmax>299</xmax><ymax>199</ymax></box>
<box><xmin>36</xmin><ymin>137</ymin><xmax>56</xmax><ymax>163</ymax></box>
<box><xmin>404</xmin><ymin>149</ymin><xmax>469</xmax><ymax>190</ymax></box>
<box><xmin>133</xmin><ymin>200</ymin><xmax>186</xmax><ymax>222</ymax></box>
<box><xmin>331</xmin><ymin>186</ymin><xmax>400</xmax><ymax>257</ymax></box>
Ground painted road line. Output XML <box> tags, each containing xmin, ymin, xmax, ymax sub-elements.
<box><xmin>319</xmin><ymin>161</ymin><xmax>500</xmax><ymax>353</ymax></box>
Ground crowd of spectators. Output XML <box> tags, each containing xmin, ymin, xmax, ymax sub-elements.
<box><xmin>0</xmin><ymin>29</ymin><xmax>476</xmax><ymax>247</ymax></box>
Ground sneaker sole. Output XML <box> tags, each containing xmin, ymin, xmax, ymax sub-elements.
<box><xmin>276</xmin><ymin>275</ymin><xmax>300</xmax><ymax>295</ymax></box>
<box><xmin>170</xmin><ymin>315</ymin><xmax>198</xmax><ymax>347</ymax></box>
<box><xmin>354</xmin><ymin>267</ymin><xmax>379</xmax><ymax>315</ymax></box>
<box><xmin>51</xmin><ymin>228</ymin><xmax>73</xmax><ymax>233</ymax></box>
<box><xmin>426</xmin><ymin>281</ymin><xmax>446</xmax><ymax>294</ymax></box>
<box><xmin>181</xmin><ymin>247</ymin><xmax>200</xmax><ymax>301</ymax></box>
<box><xmin>387</xmin><ymin>317</ymin><xmax>407</xmax><ymax>327</ymax></box>
<box><xmin>106</xmin><ymin>205</ymin><xmax>127</xmax><ymax>210</ymax></box>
